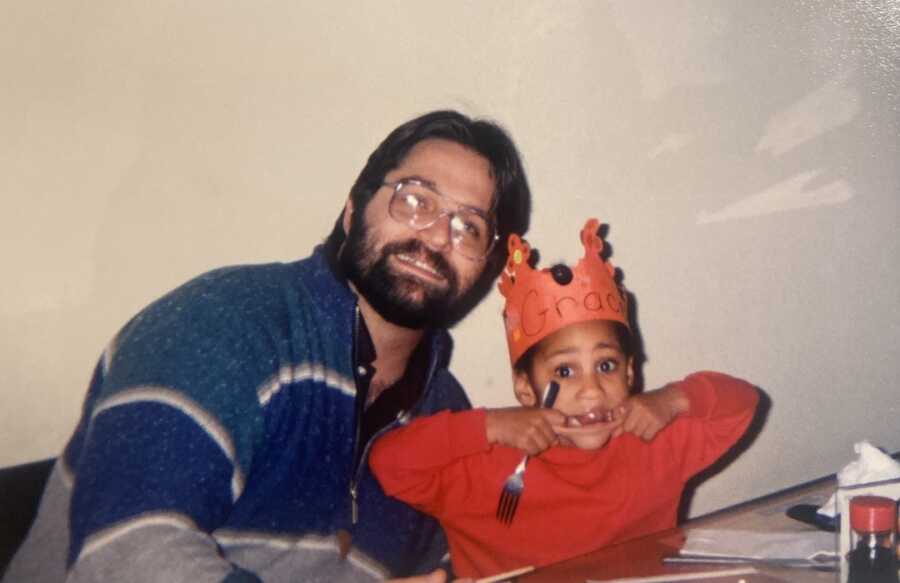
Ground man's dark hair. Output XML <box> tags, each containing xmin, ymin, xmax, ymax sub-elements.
<box><xmin>328</xmin><ymin>110</ymin><xmax>530</xmax><ymax>269</ymax></box>
<box><xmin>325</xmin><ymin>109</ymin><xmax>532</xmax><ymax>325</ymax></box>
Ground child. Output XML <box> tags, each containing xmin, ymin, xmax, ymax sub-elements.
<box><xmin>369</xmin><ymin>218</ymin><xmax>759</xmax><ymax>579</ymax></box>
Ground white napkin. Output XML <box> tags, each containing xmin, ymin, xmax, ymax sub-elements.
<box><xmin>681</xmin><ymin>528</ymin><xmax>837</xmax><ymax>560</ymax></box>
<box><xmin>817</xmin><ymin>440</ymin><xmax>900</xmax><ymax>518</ymax></box>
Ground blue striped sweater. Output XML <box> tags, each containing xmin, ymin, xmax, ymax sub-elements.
<box><xmin>5</xmin><ymin>245</ymin><xmax>471</xmax><ymax>583</ymax></box>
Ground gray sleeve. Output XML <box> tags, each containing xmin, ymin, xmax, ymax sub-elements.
<box><xmin>3</xmin><ymin>463</ymin><xmax>262</xmax><ymax>583</ymax></box>
<box><xmin>65</xmin><ymin>521</ymin><xmax>260</xmax><ymax>583</ymax></box>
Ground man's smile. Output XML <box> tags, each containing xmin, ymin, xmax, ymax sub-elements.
<box><xmin>392</xmin><ymin>252</ymin><xmax>449</xmax><ymax>286</ymax></box>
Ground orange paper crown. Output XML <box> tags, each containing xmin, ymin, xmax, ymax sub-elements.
<box><xmin>498</xmin><ymin>218</ymin><xmax>628</xmax><ymax>366</ymax></box>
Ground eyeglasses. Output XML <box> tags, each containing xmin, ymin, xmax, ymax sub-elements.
<box><xmin>383</xmin><ymin>179</ymin><xmax>498</xmax><ymax>260</ymax></box>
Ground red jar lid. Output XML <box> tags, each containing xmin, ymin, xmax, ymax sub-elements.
<box><xmin>850</xmin><ymin>495</ymin><xmax>897</xmax><ymax>532</ymax></box>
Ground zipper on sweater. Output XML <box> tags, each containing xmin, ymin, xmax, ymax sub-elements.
<box><xmin>349</xmin><ymin>306</ymin><xmax>365</xmax><ymax>525</ymax></box>
<box><xmin>350</xmin><ymin>483</ymin><xmax>358</xmax><ymax>524</ymax></box>
<box><xmin>347</xmin><ymin>306</ymin><xmax>440</xmax><ymax>525</ymax></box>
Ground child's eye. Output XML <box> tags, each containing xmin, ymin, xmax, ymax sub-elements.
<box><xmin>554</xmin><ymin>365</ymin><xmax>573</xmax><ymax>378</ymax></box>
<box><xmin>597</xmin><ymin>360</ymin><xmax>618</xmax><ymax>374</ymax></box>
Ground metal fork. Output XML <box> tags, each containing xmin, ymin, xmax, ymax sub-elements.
<box><xmin>495</xmin><ymin>381</ymin><xmax>560</xmax><ymax>525</ymax></box>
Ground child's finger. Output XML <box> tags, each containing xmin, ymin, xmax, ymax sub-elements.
<box><xmin>524</xmin><ymin>433</ymin><xmax>555</xmax><ymax>455</ymax></box>
<box><xmin>626</xmin><ymin>412</ymin><xmax>654</xmax><ymax>438</ymax></box>
<box><xmin>625</xmin><ymin>416</ymin><xmax>643</xmax><ymax>436</ymax></box>
<box><xmin>621</xmin><ymin>408</ymin><xmax>640</xmax><ymax>433</ymax></box>
<box><xmin>524</xmin><ymin>420</ymin><xmax>559</xmax><ymax>453</ymax></box>
<box><xmin>541</xmin><ymin>408</ymin><xmax>567</xmax><ymax>426</ymax></box>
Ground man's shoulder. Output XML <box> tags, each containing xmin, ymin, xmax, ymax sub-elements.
<box><xmin>105</xmin><ymin>248</ymin><xmax>351</xmax><ymax>392</ymax></box>
<box><xmin>141</xmin><ymin>247</ymin><xmax>344</xmax><ymax>320</ymax></box>
<box><xmin>179</xmin><ymin>255</ymin><xmax>312</xmax><ymax>299</ymax></box>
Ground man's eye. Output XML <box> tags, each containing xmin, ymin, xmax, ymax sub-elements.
<box><xmin>554</xmin><ymin>365</ymin><xmax>573</xmax><ymax>378</ymax></box>
<box><xmin>403</xmin><ymin>193</ymin><xmax>427</xmax><ymax>210</ymax></box>
<box><xmin>597</xmin><ymin>360</ymin><xmax>618</xmax><ymax>374</ymax></box>
<box><xmin>462</xmin><ymin>219</ymin><xmax>482</xmax><ymax>239</ymax></box>
<box><xmin>451</xmin><ymin>215</ymin><xmax>484</xmax><ymax>241</ymax></box>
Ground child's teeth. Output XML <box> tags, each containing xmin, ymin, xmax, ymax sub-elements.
<box><xmin>566</xmin><ymin>408</ymin><xmax>614</xmax><ymax>427</ymax></box>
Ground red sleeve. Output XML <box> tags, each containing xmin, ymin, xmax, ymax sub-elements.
<box><xmin>665</xmin><ymin>371</ymin><xmax>759</xmax><ymax>482</ymax></box>
<box><xmin>368</xmin><ymin>409</ymin><xmax>489</xmax><ymax>514</ymax></box>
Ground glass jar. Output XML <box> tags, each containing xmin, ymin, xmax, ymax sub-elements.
<box><xmin>847</xmin><ymin>495</ymin><xmax>899</xmax><ymax>583</ymax></box>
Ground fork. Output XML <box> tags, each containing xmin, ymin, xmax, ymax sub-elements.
<box><xmin>495</xmin><ymin>381</ymin><xmax>560</xmax><ymax>525</ymax></box>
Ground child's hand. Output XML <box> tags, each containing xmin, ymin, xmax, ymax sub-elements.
<box><xmin>614</xmin><ymin>385</ymin><xmax>689</xmax><ymax>441</ymax></box>
<box><xmin>485</xmin><ymin>407</ymin><xmax>566</xmax><ymax>455</ymax></box>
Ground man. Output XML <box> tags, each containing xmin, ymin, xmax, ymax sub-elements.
<box><xmin>3</xmin><ymin>110</ymin><xmax>531</xmax><ymax>582</ymax></box>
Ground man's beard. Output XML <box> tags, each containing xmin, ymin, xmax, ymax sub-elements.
<box><xmin>340</xmin><ymin>217</ymin><xmax>465</xmax><ymax>329</ymax></box>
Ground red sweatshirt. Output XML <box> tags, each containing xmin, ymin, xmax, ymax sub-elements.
<box><xmin>369</xmin><ymin>371</ymin><xmax>759</xmax><ymax>579</ymax></box>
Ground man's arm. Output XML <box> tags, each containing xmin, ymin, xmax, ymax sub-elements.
<box><xmin>57</xmin><ymin>270</ymin><xmax>272</xmax><ymax>583</ymax></box>
<box><xmin>65</xmin><ymin>393</ymin><xmax>260</xmax><ymax>583</ymax></box>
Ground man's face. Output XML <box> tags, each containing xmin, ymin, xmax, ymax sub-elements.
<box><xmin>341</xmin><ymin>138</ymin><xmax>496</xmax><ymax>329</ymax></box>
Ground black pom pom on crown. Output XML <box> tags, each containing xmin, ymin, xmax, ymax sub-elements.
<box><xmin>550</xmin><ymin>264</ymin><xmax>573</xmax><ymax>285</ymax></box>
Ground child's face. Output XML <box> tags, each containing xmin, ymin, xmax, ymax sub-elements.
<box><xmin>514</xmin><ymin>319</ymin><xmax>634</xmax><ymax>450</ymax></box>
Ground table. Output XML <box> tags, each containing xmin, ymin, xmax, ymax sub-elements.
<box><xmin>518</xmin><ymin>475</ymin><xmax>840</xmax><ymax>583</ymax></box>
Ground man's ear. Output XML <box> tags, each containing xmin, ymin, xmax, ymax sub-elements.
<box><xmin>626</xmin><ymin>356</ymin><xmax>635</xmax><ymax>389</ymax></box>
<box><xmin>341</xmin><ymin>197</ymin><xmax>354</xmax><ymax>237</ymax></box>
<box><xmin>513</xmin><ymin>371</ymin><xmax>538</xmax><ymax>407</ymax></box>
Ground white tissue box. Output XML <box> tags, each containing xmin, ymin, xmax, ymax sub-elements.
<box><xmin>836</xmin><ymin>477</ymin><xmax>900</xmax><ymax>582</ymax></box>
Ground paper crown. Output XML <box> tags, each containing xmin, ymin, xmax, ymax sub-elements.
<box><xmin>498</xmin><ymin>218</ymin><xmax>628</xmax><ymax>366</ymax></box>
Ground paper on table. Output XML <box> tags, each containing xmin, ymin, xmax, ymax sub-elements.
<box><xmin>588</xmin><ymin>566</ymin><xmax>787</xmax><ymax>582</ymax></box>
<box><xmin>817</xmin><ymin>440</ymin><xmax>900</xmax><ymax>517</ymax></box>
<box><xmin>680</xmin><ymin>528</ymin><xmax>838</xmax><ymax>561</ymax></box>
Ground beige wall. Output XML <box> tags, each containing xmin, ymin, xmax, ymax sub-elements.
<box><xmin>2</xmin><ymin>2</ymin><xmax>898</xmax><ymax>516</ymax></box>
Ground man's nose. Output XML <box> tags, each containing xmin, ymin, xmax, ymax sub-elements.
<box><xmin>419</xmin><ymin>213</ymin><xmax>453</xmax><ymax>252</ymax></box>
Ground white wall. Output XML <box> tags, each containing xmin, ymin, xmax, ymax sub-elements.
<box><xmin>2</xmin><ymin>1</ymin><xmax>898</xmax><ymax>516</ymax></box>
